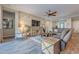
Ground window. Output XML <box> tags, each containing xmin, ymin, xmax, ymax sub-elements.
<box><xmin>60</xmin><ymin>22</ymin><xmax>64</xmax><ymax>28</ymax></box>
<box><xmin>58</xmin><ymin>20</ymin><xmax>65</xmax><ymax>28</ymax></box>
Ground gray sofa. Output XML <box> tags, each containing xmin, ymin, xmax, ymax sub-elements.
<box><xmin>53</xmin><ymin>28</ymin><xmax>72</xmax><ymax>50</ymax></box>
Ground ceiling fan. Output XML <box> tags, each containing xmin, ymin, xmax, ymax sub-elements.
<box><xmin>45</xmin><ymin>10</ymin><xmax>57</xmax><ymax>17</ymax></box>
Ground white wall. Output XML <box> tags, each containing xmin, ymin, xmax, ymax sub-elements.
<box><xmin>0</xmin><ymin>5</ymin><xmax>2</xmax><ymax>29</ymax></box>
<box><xmin>72</xmin><ymin>20</ymin><xmax>79</xmax><ymax>33</ymax></box>
<box><xmin>72</xmin><ymin>16</ymin><xmax>79</xmax><ymax>33</ymax></box>
<box><xmin>19</xmin><ymin>12</ymin><xmax>31</xmax><ymax>26</ymax></box>
<box><xmin>15</xmin><ymin>11</ymin><xmax>20</xmax><ymax>38</ymax></box>
<box><xmin>52</xmin><ymin>21</ymin><xmax>57</xmax><ymax>28</ymax></box>
<box><xmin>65</xmin><ymin>18</ymin><xmax>72</xmax><ymax>28</ymax></box>
<box><xmin>45</xmin><ymin>20</ymin><xmax>53</xmax><ymax>32</ymax></box>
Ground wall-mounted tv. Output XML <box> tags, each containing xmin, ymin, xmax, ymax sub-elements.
<box><xmin>32</xmin><ymin>20</ymin><xmax>40</xmax><ymax>26</ymax></box>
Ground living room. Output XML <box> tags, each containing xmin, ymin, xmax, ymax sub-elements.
<box><xmin>0</xmin><ymin>4</ymin><xmax>79</xmax><ymax>54</ymax></box>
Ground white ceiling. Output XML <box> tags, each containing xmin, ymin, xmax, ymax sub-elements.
<box><xmin>2</xmin><ymin>4</ymin><xmax>79</xmax><ymax>20</ymax></box>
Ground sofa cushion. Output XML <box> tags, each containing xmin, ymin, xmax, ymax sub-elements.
<box><xmin>58</xmin><ymin>28</ymin><xmax>64</xmax><ymax>33</ymax></box>
<box><xmin>61</xmin><ymin>40</ymin><xmax>66</xmax><ymax>50</ymax></box>
<box><xmin>60</xmin><ymin>29</ymin><xmax>69</xmax><ymax>39</ymax></box>
<box><xmin>53</xmin><ymin>33</ymin><xmax>61</xmax><ymax>39</ymax></box>
<box><xmin>54</xmin><ymin>29</ymin><xmax>58</xmax><ymax>33</ymax></box>
<box><xmin>63</xmin><ymin>30</ymin><xmax>71</xmax><ymax>43</ymax></box>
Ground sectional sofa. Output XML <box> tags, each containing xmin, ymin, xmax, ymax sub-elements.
<box><xmin>53</xmin><ymin>28</ymin><xmax>72</xmax><ymax>50</ymax></box>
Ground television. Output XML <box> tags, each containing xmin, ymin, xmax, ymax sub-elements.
<box><xmin>32</xmin><ymin>20</ymin><xmax>40</xmax><ymax>26</ymax></box>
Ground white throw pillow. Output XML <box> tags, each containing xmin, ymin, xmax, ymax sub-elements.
<box><xmin>54</xmin><ymin>29</ymin><xmax>58</xmax><ymax>33</ymax></box>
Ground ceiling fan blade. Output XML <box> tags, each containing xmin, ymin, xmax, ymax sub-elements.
<box><xmin>52</xmin><ymin>11</ymin><xmax>57</xmax><ymax>14</ymax></box>
<box><xmin>43</xmin><ymin>14</ymin><xmax>50</xmax><ymax>17</ymax></box>
<box><xmin>45</xmin><ymin>10</ymin><xmax>57</xmax><ymax>17</ymax></box>
<box><xmin>52</xmin><ymin>14</ymin><xmax>56</xmax><ymax>16</ymax></box>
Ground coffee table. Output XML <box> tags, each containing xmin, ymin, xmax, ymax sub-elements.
<box><xmin>42</xmin><ymin>37</ymin><xmax>60</xmax><ymax>54</ymax></box>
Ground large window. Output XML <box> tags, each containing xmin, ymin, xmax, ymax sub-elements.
<box><xmin>60</xmin><ymin>22</ymin><xmax>64</xmax><ymax>28</ymax></box>
<box><xmin>58</xmin><ymin>20</ymin><xmax>65</xmax><ymax>28</ymax></box>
